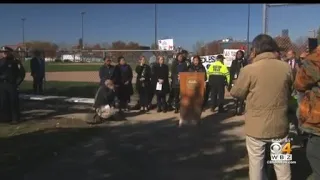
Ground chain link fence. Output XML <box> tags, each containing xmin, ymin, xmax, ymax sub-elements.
<box><xmin>19</xmin><ymin>49</ymin><xmax>175</xmax><ymax>98</ymax></box>
<box><xmin>264</xmin><ymin>4</ymin><xmax>319</xmax><ymax>58</ymax></box>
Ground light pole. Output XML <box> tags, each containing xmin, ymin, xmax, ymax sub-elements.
<box><xmin>21</xmin><ymin>18</ymin><xmax>26</xmax><ymax>51</ymax></box>
<box><xmin>154</xmin><ymin>4</ymin><xmax>158</xmax><ymax>50</ymax></box>
<box><xmin>246</xmin><ymin>4</ymin><xmax>251</xmax><ymax>53</ymax></box>
<box><xmin>81</xmin><ymin>12</ymin><xmax>86</xmax><ymax>50</ymax></box>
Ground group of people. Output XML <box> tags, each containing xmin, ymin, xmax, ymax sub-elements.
<box><xmin>231</xmin><ymin>34</ymin><xmax>320</xmax><ymax>180</ymax></box>
<box><xmin>95</xmin><ymin>34</ymin><xmax>320</xmax><ymax>179</ymax></box>
<box><xmin>95</xmin><ymin>49</ymin><xmax>249</xmax><ymax>117</ymax></box>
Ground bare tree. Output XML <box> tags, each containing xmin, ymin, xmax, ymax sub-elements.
<box><xmin>207</xmin><ymin>40</ymin><xmax>223</xmax><ymax>55</ymax></box>
<box><xmin>193</xmin><ymin>41</ymin><xmax>206</xmax><ymax>56</ymax></box>
<box><xmin>101</xmin><ymin>42</ymin><xmax>110</xmax><ymax>49</ymax></box>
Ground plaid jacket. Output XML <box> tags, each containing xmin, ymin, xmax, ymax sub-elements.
<box><xmin>294</xmin><ymin>52</ymin><xmax>320</xmax><ymax>135</ymax></box>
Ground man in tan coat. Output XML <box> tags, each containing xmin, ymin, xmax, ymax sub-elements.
<box><xmin>230</xmin><ymin>34</ymin><xmax>293</xmax><ymax>180</ymax></box>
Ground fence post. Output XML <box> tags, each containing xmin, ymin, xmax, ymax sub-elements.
<box><xmin>262</xmin><ymin>4</ymin><xmax>268</xmax><ymax>34</ymax></box>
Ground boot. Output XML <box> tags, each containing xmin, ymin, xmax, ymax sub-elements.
<box><xmin>162</xmin><ymin>104</ymin><xmax>167</xmax><ymax>113</ymax></box>
<box><xmin>167</xmin><ymin>103</ymin><xmax>174</xmax><ymax>111</ymax></box>
<box><xmin>157</xmin><ymin>107</ymin><xmax>162</xmax><ymax>113</ymax></box>
<box><xmin>174</xmin><ymin>108</ymin><xmax>179</xmax><ymax>114</ymax></box>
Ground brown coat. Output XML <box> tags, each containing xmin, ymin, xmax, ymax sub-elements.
<box><xmin>230</xmin><ymin>52</ymin><xmax>294</xmax><ymax>139</ymax></box>
<box><xmin>294</xmin><ymin>51</ymin><xmax>320</xmax><ymax>136</ymax></box>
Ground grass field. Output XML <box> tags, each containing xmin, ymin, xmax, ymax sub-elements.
<box><xmin>22</xmin><ymin>61</ymin><xmax>139</xmax><ymax>72</ymax></box>
<box><xmin>20</xmin><ymin>80</ymin><xmax>137</xmax><ymax>97</ymax></box>
<box><xmin>22</xmin><ymin>62</ymin><xmax>102</xmax><ymax>72</ymax></box>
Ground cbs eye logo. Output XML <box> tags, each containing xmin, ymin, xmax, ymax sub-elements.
<box><xmin>270</xmin><ymin>142</ymin><xmax>292</xmax><ymax>154</ymax></box>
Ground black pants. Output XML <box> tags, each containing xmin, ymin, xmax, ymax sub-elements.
<box><xmin>156</xmin><ymin>93</ymin><xmax>167</xmax><ymax>109</ymax></box>
<box><xmin>0</xmin><ymin>83</ymin><xmax>19</xmax><ymax>122</ymax></box>
<box><xmin>118</xmin><ymin>92</ymin><xmax>130</xmax><ymax>110</ymax></box>
<box><xmin>210</xmin><ymin>84</ymin><xmax>225</xmax><ymax>110</ymax></box>
<box><xmin>167</xmin><ymin>84</ymin><xmax>174</xmax><ymax>106</ymax></box>
<box><xmin>203</xmin><ymin>83</ymin><xmax>210</xmax><ymax>107</ymax></box>
<box><xmin>307</xmin><ymin>135</ymin><xmax>320</xmax><ymax>180</ymax></box>
<box><xmin>139</xmin><ymin>88</ymin><xmax>149</xmax><ymax>107</ymax></box>
<box><xmin>33</xmin><ymin>76</ymin><xmax>44</xmax><ymax>94</ymax></box>
<box><xmin>173</xmin><ymin>87</ymin><xmax>180</xmax><ymax>109</ymax></box>
<box><xmin>148</xmin><ymin>89</ymin><xmax>155</xmax><ymax>105</ymax></box>
<box><xmin>235</xmin><ymin>99</ymin><xmax>245</xmax><ymax>113</ymax></box>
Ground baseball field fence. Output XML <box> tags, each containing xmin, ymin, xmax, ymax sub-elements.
<box><xmin>262</xmin><ymin>4</ymin><xmax>319</xmax><ymax>58</ymax></box>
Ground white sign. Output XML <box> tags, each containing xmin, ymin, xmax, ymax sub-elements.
<box><xmin>158</xmin><ymin>39</ymin><xmax>174</xmax><ymax>50</ymax></box>
<box><xmin>190</xmin><ymin>55</ymin><xmax>217</xmax><ymax>63</ymax></box>
<box><xmin>223</xmin><ymin>49</ymin><xmax>245</xmax><ymax>67</ymax></box>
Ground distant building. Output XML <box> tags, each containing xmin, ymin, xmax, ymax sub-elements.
<box><xmin>2</xmin><ymin>43</ymin><xmax>26</xmax><ymax>51</ymax></box>
<box><xmin>282</xmin><ymin>29</ymin><xmax>289</xmax><ymax>37</ymax></box>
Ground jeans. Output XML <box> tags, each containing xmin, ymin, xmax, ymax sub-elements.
<box><xmin>307</xmin><ymin>135</ymin><xmax>320</xmax><ymax>180</ymax></box>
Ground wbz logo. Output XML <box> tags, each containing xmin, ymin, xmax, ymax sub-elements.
<box><xmin>268</xmin><ymin>139</ymin><xmax>296</xmax><ymax>164</ymax></box>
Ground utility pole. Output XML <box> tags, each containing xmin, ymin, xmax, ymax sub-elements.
<box><xmin>246</xmin><ymin>4</ymin><xmax>251</xmax><ymax>53</ymax></box>
<box><xmin>81</xmin><ymin>12</ymin><xmax>86</xmax><ymax>50</ymax></box>
<box><xmin>154</xmin><ymin>4</ymin><xmax>158</xmax><ymax>50</ymax></box>
<box><xmin>21</xmin><ymin>18</ymin><xmax>26</xmax><ymax>60</ymax></box>
<box><xmin>21</xmin><ymin>18</ymin><xmax>26</xmax><ymax>51</ymax></box>
<box><xmin>262</xmin><ymin>4</ymin><xmax>268</xmax><ymax>34</ymax></box>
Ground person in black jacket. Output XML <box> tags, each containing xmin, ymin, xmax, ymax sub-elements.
<box><xmin>135</xmin><ymin>56</ymin><xmax>151</xmax><ymax>112</ymax></box>
<box><xmin>0</xmin><ymin>46</ymin><xmax>25</xmax><ymax>124</ymax></box>
<box><xmin>154</xmin><ymin>56</ymin><xmax>170</xmax><ymax>113</ymax></box>
<box><xmin>171</xmin><ymin>52</ymin><xmax>189</xmax><ymax>113</ymax></box>
<box><xmin>115</xmin><ymin>56</ymin><xmax>133</xmax><ymax>113</ymax></box>
<box><xmin>99</xmin><ymin>56</ymin><xmax>116</xmax><ymax>86</ymax></box>
<box><xmin>228</xmin><ymin>50</ymin><xmax>247</xmax><ymax>115</ymax></box>
<box><xmin>188</xmin><ymin>55</ymin><xmax>207</xmax><ymax>110</ymax></box>
<box><xmin>94</xmin><ymin>79</ymin><xmax>116</xmax><ymax>109</ymax></box>
<box><xmin>30</xmin><ymin>50</ymin><xmax>45</xmax><ymax>94</ymax></box>
<box><xmin>148</xmin><ymin>60</ymin><xmax>158</xmax><ymax>109</ymax></box>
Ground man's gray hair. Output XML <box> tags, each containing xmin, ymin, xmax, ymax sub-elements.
<box><xmin>252</xmin><ymin>34</ymin><xmax>280</xmax><ymax>55</ymax></box>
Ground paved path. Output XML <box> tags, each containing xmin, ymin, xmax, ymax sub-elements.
<box><xmin>25</xmin><ymin>71</ymin><xmax>138</xmax><ymax>83</ymax></box>
<box><xmin>24</xmin><ymin>108</ymin><xmax>248</xmax><ymax>180</ymax></box>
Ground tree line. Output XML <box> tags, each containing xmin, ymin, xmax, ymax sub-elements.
<box><xmin>19</xmin><ymin>26</ymin><xmax>320</xmax><ymax>59</ymax></box>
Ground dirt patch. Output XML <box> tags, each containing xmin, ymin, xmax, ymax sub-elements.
<box><xmin>25</xmin><ymin>72</ymin><xmax>138</xmax><ymax>83</ymax></box>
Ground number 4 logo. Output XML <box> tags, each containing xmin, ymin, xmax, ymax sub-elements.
<box><xmin>282</xmin><ymin>143</ymin><xmax>292</xmax><ymax>154</ymax></box>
